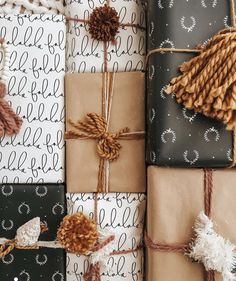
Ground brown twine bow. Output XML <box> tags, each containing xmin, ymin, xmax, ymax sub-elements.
<box><xmin>0</xmin><ymin>222</ymin><xmax>48</xmax><ymax>258</ymax></box>
<box><xmin>146</xmin><ymin>0</ymin><xmax>236</xmax><ymax>167</ymax></box>
<box><xmin>145</xmin><ymin>169</ymin><xmax>216</xmax><ymax>281</ymax></box>
<box><xmin>66</xmin><ymin>0</ymin><xmax>145</xmax><ymax>72</ymax></box>
<box><xmin>65</xmin><ymin>113</ymin><xmax>130</xmax><ymax>162</ymax></box>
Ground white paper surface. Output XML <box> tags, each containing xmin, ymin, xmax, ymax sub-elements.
<box><xmin>66</xmin><ymin>193</ymin><xmax>146</xmax><ymax>281</ymax></box>
<box><xmin>0</xmin><ymin>14</ymin><xmax>66</xmax><ymax>183</ymax></box>
<box><xmin>65</xmin><ymin>0</ymin><xmax>146</xmax><ymax>73</ymax></box>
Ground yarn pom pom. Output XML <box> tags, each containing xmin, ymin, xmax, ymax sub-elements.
<box><xmin>57</xmin><ymin>213</ymin><xmax>98</xmax><ymax>255</ymax></box>
<box><xmin>88</xmin><ymin>4</ymin><xmax>120</xmax><ymax>42</ymax></box>
<box><xmin>189</xmin><ymin>212</ymin><xmax>236</xmax><ymax>281</ymax></box>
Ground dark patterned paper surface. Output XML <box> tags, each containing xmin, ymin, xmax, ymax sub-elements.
<box><xmin>0</xmin><ymin>184</ymin><xmax>66</xmax><ymax>281</ymax></box>
<box><xmin>146</xmin><ymin>0</ymin><xmax>234</xmax><ymax>167</ymax></box>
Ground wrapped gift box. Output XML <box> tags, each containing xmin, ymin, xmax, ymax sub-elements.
<box><xmin>65</xmin><ymin>0</ymin><xmax>146</xmax><ymax>73</ymax></box>
<box><xmin>146</xmin><ymin>166</ymin><xmax>236</xmax><ymax>281</ymax></box>
<box><xmin>0</xmin><ymin>184</ymin><xmax>66</xmax><ymax>281</ymax></box>
<box><xmin>0</xmin><ymin>14</ymin><xmax>65</xmax><ymax>183</ymax></box>
<box><xmin>146</xmin><ymin>1</ymin><xmax>234</xmax><ymax>167</ymax></box>
<box><xmin>66</xmin><ymin>192</ymin><xmax>146</xmax><ymax>281</ymax></box>
<box><xmin>65</xmin><ymin>72</ymin><xmax>146</xmax><ymax>193</ymax></box>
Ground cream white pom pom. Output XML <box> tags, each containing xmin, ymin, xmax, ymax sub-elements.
<box><xmin>189</xmin><ymin>212</ymin><xmax>236</xmax><ymax>281</ymax></box>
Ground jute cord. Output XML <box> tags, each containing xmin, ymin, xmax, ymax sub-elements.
<box><xmin>145</xmin><ymin>169</ymin><xmax>214</xmax><ymax>281</ymax></box>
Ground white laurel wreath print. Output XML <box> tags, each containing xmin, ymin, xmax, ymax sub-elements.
<box><xmin>149</xmin><ymin>108</ymin><xmax>156</xmax><ymax>123</ymax></box>
<box><xmin>180</xmin><ymin>16</ymin><xmax>196</xmax><ymax>32</ymax></box>
<box><xmin>1</xmin><ymin>185</ymin><xmax>13</xmax><ymax>196</ymax></box>
<box><xmin>19</xmin><ymin>270</ymin><xmax>31</xmax><ymax>281</ymax></box>
<box><xmin>157</xmin><ymin>0</ymin><xmax>174</xmax><ymax>9</ymax></box>
<box><xmin>52</xmin><ymin>203</ymin><xmax>64</xmax><ymax>215</ymax></box>
<box><xmin>159</xmin><ymin>38</ymin><xmax>175</xmax><ymax>49</ymax></box>
<box><xmin>35</xmin><ymin>186</ymin><xmax>48</xmax><ymax>197</ymax></box>
<box><xmin>52</xmin><ymin>271</ymin><xmax>64</xmax><ymax>281</ymax></box>
<box><xmin>18</xmin><ymin>202</ymin><xmax>31</xmax><ymax>214</ymax></box>
<box><xmin>201</xmin><ymin>0</ymin><xmax>217</xmax><ymax>8</ymax></box>
<box><xmin>161</xmin><ymin>128</ymin><xmax>176</xmax><ymax>143</ymax></box>
<box><xmin>182</xmin><ymin>108</ymin><xmax>197</xmax><ymax>123</ymax></box>
<box><xmin>35</xmin><ymin>254</ymin><xmax>48</xmax><ymax>266</ymax></box>
<box><xmin>149</xmin><ymin>65</ymin><xmax>155</xmax><ymax>81</ymax></box>
<box><xmin>150</xmin><ymin>151</ymin><xmax>157</xmax><ymax>163</ymax></box>
<box><xmin>204</xmin><ymin>127</ymin><xmax>220</xmax><ymax>142</ymax></box>
<box><xmin>149</xmin><ymin>21</ymin><xmax>154</xmax><ymax>37</ymax></box>
<box><xmin>2</xmin><ymin>253</ymin><xmax>14</xmax><ymax>264</ymax></box>
<box><xmin>183</xmin><ymin>150</ymin><xmax>200</xmax><ymax>165</ymax></box>
<box><xmin>1</xmin><ymin>219</ymin><xmax>14</xmax><ymax>231</ymax></box>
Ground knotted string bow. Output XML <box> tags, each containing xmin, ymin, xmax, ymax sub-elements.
<box><xmin>66</xmin><ymin>113</ymin><xmax>130</xmax><ymax>162</ymax></box>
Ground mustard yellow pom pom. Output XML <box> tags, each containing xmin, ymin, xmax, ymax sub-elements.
<box><xmin>57</xmin><ymin>212</ymin><xmax>98</xmax><ymax>255</ymax></box>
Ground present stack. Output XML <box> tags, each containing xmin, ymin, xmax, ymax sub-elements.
<box><xmin>2</xmin><ymin>0</ymin><xmax>235</xmax><ymax>280</ymax></box>
<box><xmin>0</xmin><ymin>1</ymin><xmax>147</xmax><ymax>281</ymax></box>
<box><xmin>64</xmin><ymin>1</ymin><xmax>147</xmax><ymax>279</ymax></box>
<box><xmin>0</xmin><ymin>14</ymin><xmax>67</xmax><ymax>281</ymax></box>
<box><xmin>146</xmin><ymin>1</ymin><xmax>236</xmax><ymax>281</ymax></box>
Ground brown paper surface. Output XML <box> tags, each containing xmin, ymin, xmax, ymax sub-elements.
<box><xmin>65</xmin><ymin>72</ymin><xmax>145</xmax><ymax>192</ymax></box>
<box><xmin>147</xmin><ymin>166</ymin><xmax>236</xmax><ymax>281</ymax></box>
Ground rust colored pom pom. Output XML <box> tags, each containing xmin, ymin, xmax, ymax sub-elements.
<box><xmin>0</xmin><ymin>82</ymin><xmax>6</xmax><ymax>98</ymax></box>
<box><xmin>88</xmin><ymin>4</ymin><xmax>120</xmax><ymax>42</ymax></box>
<box><xmin>57</xmin><ymin>213</ymin><xmax>98</xmax><ymax>255</ymax></box>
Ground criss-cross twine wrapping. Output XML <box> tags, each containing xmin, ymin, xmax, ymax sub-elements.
<box><xmin>145</xmin><ymin>169</ymin><xmax>217</xmax><ymax>281</ymax></box>
<box><xmin>65</xmin><ymin>72</ymin><xmax>145</xmax><ymax>193</ymax></box>
<box><xmin>146</xmin><ymin>0</ymin><xmax>236</xmax><ymax>167</ymax></box>
<box><xmin>66</xmin><ymin>0</ymin><xmax>145</xmax><ymax>72</ymax></box>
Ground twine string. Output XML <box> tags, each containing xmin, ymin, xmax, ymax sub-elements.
<box><xmin>231</xmin><ymin>0</ymin><xmax>236</xmax><ymax>27</ymax></box>
<box><xmin>0</xmin><ymin>222</ymin><xmax>48</xmax><ymax>258</ymax></box>
<box><xmin>145</xmin><ymin>169</ymin><xmax>214</xmax><ymax>281</ymax></box>
<box><xmin>83</xmin><ymin>194</ymin><xmax>142</xmax><ymax>281</ymax></box>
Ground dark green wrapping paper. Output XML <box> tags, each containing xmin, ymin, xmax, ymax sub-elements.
<box><xmin>146</xmin><ymin>0</ymin><xmax>235</xmax><ymax>167</ymax></box>
<box><xmin>0</xmin><ymin>184</ymin><xmax>66</xmax><ymax>281</ymax></box>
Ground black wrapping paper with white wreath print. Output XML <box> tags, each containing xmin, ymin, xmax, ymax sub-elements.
<box><xmin>146</xmin><ymin>0</ymin><xmax>236</xmax><ymax>167</ymax></box>
<box><xmin>0</xmin><ymin>184</ymin><xmax>66</xmax><ymax>281</ymax></box>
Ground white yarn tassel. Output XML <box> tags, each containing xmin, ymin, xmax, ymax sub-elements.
<box><xmin>189</xmin><ymin>211</ymin><xmax>236</xmax><ymax>281</ymax></box>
